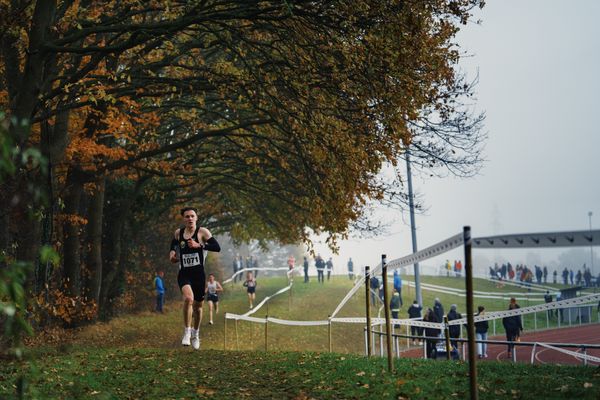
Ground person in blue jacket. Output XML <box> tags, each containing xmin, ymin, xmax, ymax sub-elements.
<box><xmin>154</xmin><ymin>270</ymin><xmax>165</xmax><ymax>313</ymax></box>
<box><xmin>393</xmin><ymin>270</ymin><xmax>403</xmax><ymax>307</ymax></box>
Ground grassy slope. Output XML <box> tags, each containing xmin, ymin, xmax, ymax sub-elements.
<box><xmin>4</xmin><ymin>349</ymin><xmax>600</xmax><ymax>399</ymax></box>
<box><xmin>2</xmin><ymin>274</ymin><xmax>599</xmax><ymax>399</ymax></box>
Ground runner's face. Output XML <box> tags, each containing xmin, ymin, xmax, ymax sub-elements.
<box><xmin>183</xmin><ymin>210</ymin><xmax>197</xmax><ymax>228</ymax></box>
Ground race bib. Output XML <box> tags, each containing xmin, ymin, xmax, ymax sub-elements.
<box><xmin>181</xmin><ymin>253</ymin><xmax>201</xmax><ymax>268</ymax></box>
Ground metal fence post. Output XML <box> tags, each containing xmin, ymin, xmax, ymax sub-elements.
<box><xmin>365</xmin><ymin>266</ymin><xmax>372</xmax><ymax>357</ymax></box>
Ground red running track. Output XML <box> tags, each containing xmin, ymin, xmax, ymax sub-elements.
<box><xmin>400</xmin><ymin>323</ymin><xmax>600</xmax><ymax>366</ymax></box>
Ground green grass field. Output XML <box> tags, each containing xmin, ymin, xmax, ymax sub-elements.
<box><xmin>2</xmin><ymin>273</ymin><xmax>599</xmax><ymax>399</ymax></box>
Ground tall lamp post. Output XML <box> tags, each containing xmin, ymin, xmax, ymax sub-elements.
<box><xmin>406</xmin><ymin>149</ymin><xmax>422</xmax><ymax>307</ymax></box>
<box><xmin>589</xmin><ymin>211</ymin><xmax>594</xmax><ymax>276</ymax></box>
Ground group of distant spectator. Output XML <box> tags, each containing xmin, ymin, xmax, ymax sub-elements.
<box><xmin>231</xmin><ymin>254</ymin><xmax>261</xmax><ymax>282</ymax></box>
<box><xmin>489</xmin><ymin>262</ymin><xmax>599</xmax><ymax>288</ymax></box>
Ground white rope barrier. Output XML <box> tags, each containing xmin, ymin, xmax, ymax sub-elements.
<box><xmin>476</xmin><ymin>276</ymin><xmax>556</xmax><ymax>292</ymax></box>
<box><xmin>330</xmin><ymin>232</ymin><xmax>463</xmax><ymax>318</ymax></box>
<box><xmin>447</xmin><ymin>293</ymin><xmax>600</xmax><ymax>325</ymax></box>
<box><xmin>472</xmin><ymin>229</ymin><xmax>600</xmax><ymax>249</ymax></box>
<box><xmin>222</xmin><ymin>229</ymin><xmax>600</xmax><ymax>341</ymax></box>
<box><xmin>242</xmin><ymin>282</ymin><xmax>293</xmax><ymax>317</ymax></box>
<box><xmin>225</xmin><ymin>313</ymin><xmax>267</xmax><ymax>324</ymax></box>
<box><xmin>403</xmin><ymin>280</ymin><xmax>547</xmax><ymax>300</ymax></box>
<box><xmin>536</xmin><ymin>342</ymin><xmax>600</xmax><ymax>363</ymax></box>
<box><xmin>223</xmin><ymin>267</ymin><xmax>293</xmax><ymax>284</ymax></box>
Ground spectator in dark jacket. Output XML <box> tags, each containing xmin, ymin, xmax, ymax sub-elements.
<box><xmin>447</xmin><ymin>304</ymin><xmax>462</xmax><ymax>349</ymax></box>
<box><xmin>433</xmin><ymin>298</ymin><xmax>444</xmax><ymax>324</ymax></box>
<box><xmin>423</xmin><ymin>308</ymin><xmax>440</xmax><ymax>359</ymax></box>
<box><xmin>474</xmin><ymin>305</ymin><xmax>489</xmax><ymax>358</ymax></box>
<box><xmin>502</xmin><ymin>303</ymin><xmax>523</xmax><ymax>357</ymax></box>
<box><xmin>408</xmin><ymin>300</ymin><xmax>423</xmax><ymax>344</ymax></box>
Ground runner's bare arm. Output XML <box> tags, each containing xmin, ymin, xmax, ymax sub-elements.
<box><xmin>169</xmin><ymin>229</ymin><xmax>180</xmax><ymax>263</ymax></box>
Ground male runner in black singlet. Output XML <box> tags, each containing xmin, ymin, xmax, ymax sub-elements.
<box><xmin>169</xmin><ymin>207</ymin><xmax>220</xmax><ymax>349</ymax></box>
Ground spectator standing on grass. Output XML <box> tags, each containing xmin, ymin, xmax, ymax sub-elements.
<box><xmin>232</xmin><ymin>256</ymin><xmax>239</xmax><ymax>283</ymax></box>
<box><xmin>408</xmin><ymin>300</ymin><xmax>423</xmax><ymax>345</ymax></box>
<box><xmin>570</xmin><ymin>269</ymin><xmax>574</xmax><ymax>285</ymax></box>
<box><xmin>553</xmin><ymin>270</ymin><xmax>557</xmax><ymax>284</ymax></box>
<box><xmin>543</xmin><ymin>266</ymin><xmax>548</xmax><ymax>284</ymax></box>
<box><xmin>502</xmin><ymin>303</ymin><xmax>522</xmax><ymax>358</ymax></box>
<box><xmin>316</xmin><ymin>255</ymin><xmax>325</xmax><ymax>283</ymax></box>
<box><xmin>433</xmin><ymin>298</ymin><xmax>444</xmax><ymax>324</ymax></box>
<box><xmin>370</xmin><ymin>274</ymin><xmax>379</xmax><ymax>304</ymax></box>
<box><xmin>303</xmin><ymin>256</ymin><xmax>309</xmax><ymax>283</ymax></box>
<box><xmin>447</xmin><ymin>304</ymin><xmax>462</xmax><ymax>350</ymax></box>
<box><xmin>390</xmin><ymin>289</ymin><xmax>402</xmax><ymax>328</ymax></box>
<box><xmin>326</xmin><ymin>257</ymin><xmax>333</xmax><ymax>281</ymax></box>
<box><xmin>544</xmin><ymin>290</ymin><xmax>553</xmax><ymax>319</ymax></box>
<box><xmin>576</xmin><ymin>270</ymin><xmax>582</xmax><ymax>286</ymax></box>
<box><xmin>475</xmin><ymin>305</ymin><xmax>489</xmax><ymax>359</ymax></box>
<box><xmin>423</xmin><ymin>308</ymin><xmax>439</xmax><ymax>359</ymax></box>
<box><xmin>253</xmin><ymin>256</ymin><xmax>260</xmax><ymax>278</ymax></box>
<box><xmin>508</xmin><ymin>263</ymin><xmax>515</xmax><ymax>280</ymax></box>
<box><xmin>393</xmin><ymin>270</ymin><xmax>402</xmax><ymax>304</ymax></box>
<box><xmin>154</xmin><ymin>270</ymin><xmax>165</xmax><ymax>313</ymax></box>
<box><xmin>583</xmin><ymin>267</ymin><xmax>591</xmax><ymax>287</ymax></box>
<box><xmin>562</xmin><ymin>267</ymin><xmax>569</xmax><ymax>285</ymax></box>
<box><xmin>347</xmin><ymin>257</ymin><xmax>354</xmax><ymax>280</ymax></box>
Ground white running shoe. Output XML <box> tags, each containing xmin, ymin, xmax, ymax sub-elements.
<box><xmin>209</xmin><ymin>320</ymin><xmax>213</xmax><ymax>325</ymax></box>
<box><xmin>191</xmin><ymin>333</ymin><xmax>200</xmax><ymax>350</ymax></box>
<box><xmin>181</xmin><ymin>329</ymin><xmax>191</xmax><ymax>346</ymax></box>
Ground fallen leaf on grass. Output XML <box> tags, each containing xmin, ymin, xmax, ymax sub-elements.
<box><xmin>584</xmin><ymin>382</ymin><xmax>593</xmax><ymax>388</ymax></box>
<box><xmin>396</xmin><ymin>379</ymin><xmax>406</xmax><ymax>386</ymax></box>
<box><xmin>356</xmin><ymin>371</ymin><xmax>365</xmax><ymax>376</ymax></box>
<box><xmin>197</xmin><ymin>387</ymin><xmax>216</xmax><ymax>395</ymax></box>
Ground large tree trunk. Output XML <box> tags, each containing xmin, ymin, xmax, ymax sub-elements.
<box><xmin>62</xmin><ymin>168</ymin><xmax>85</xmax><ymax>297</ymax></box>
<box><xmin>99</xmin><ymin>177</ymin><xmax>148</xmax><ymax>318</ymax></box>
<box><xmin>85</xmin><ymin>176</ymin><xmax>106</xmax><ymax>314</ymax></box>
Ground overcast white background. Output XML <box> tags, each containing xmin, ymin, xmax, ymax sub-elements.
<box><xmin>311</xmin><ymin>0</ymin><xmax>600</xmax><ymax>277</ymax></box>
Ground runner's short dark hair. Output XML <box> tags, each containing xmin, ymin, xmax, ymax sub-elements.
<box><xmin>180</xmin><ymin>206</ymin><xmax>198</xmax><ymax>216</ymax></box>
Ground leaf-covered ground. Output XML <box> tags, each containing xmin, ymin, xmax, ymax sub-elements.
<box><xmin>2</xmin><ymin>348</ymin><xmax>600</xmax><ymax>399</ymax></box>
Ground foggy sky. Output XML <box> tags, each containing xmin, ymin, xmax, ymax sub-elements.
<box><xmin>311</xmin><ymin>0</ymin><xmax>600</xmax><ymax>276</ymax></box>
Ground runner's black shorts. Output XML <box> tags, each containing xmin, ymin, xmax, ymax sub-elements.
<box><xmin>178</xmin><ymin>268</ymin><xmax>206</xmax><ymax>302</ymax></box>
<box><xmin>247</xmin><ymin>287</ymin><xmax>256</xmax><ymax>294</ymax></box>
<box><xmin>207</xmin><ymin>293</ymin><xmax>218</xmax><ymax>303</ymax></box>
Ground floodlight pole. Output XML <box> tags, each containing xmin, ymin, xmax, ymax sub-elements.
<box><xmin>589</xmin><ymin>212</ymin><xmax>594</xmax><ymax>276</ymax></box>
<box><xmin>406</xmin><ymin>150</ymin><xmax>422</xmax><ymax>307</ymax></box>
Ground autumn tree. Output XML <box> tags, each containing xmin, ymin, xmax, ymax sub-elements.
<box><xmin>0</xmin><ymin>0</ymin><xmax>485</xmax><ymax>322</ymax></box>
